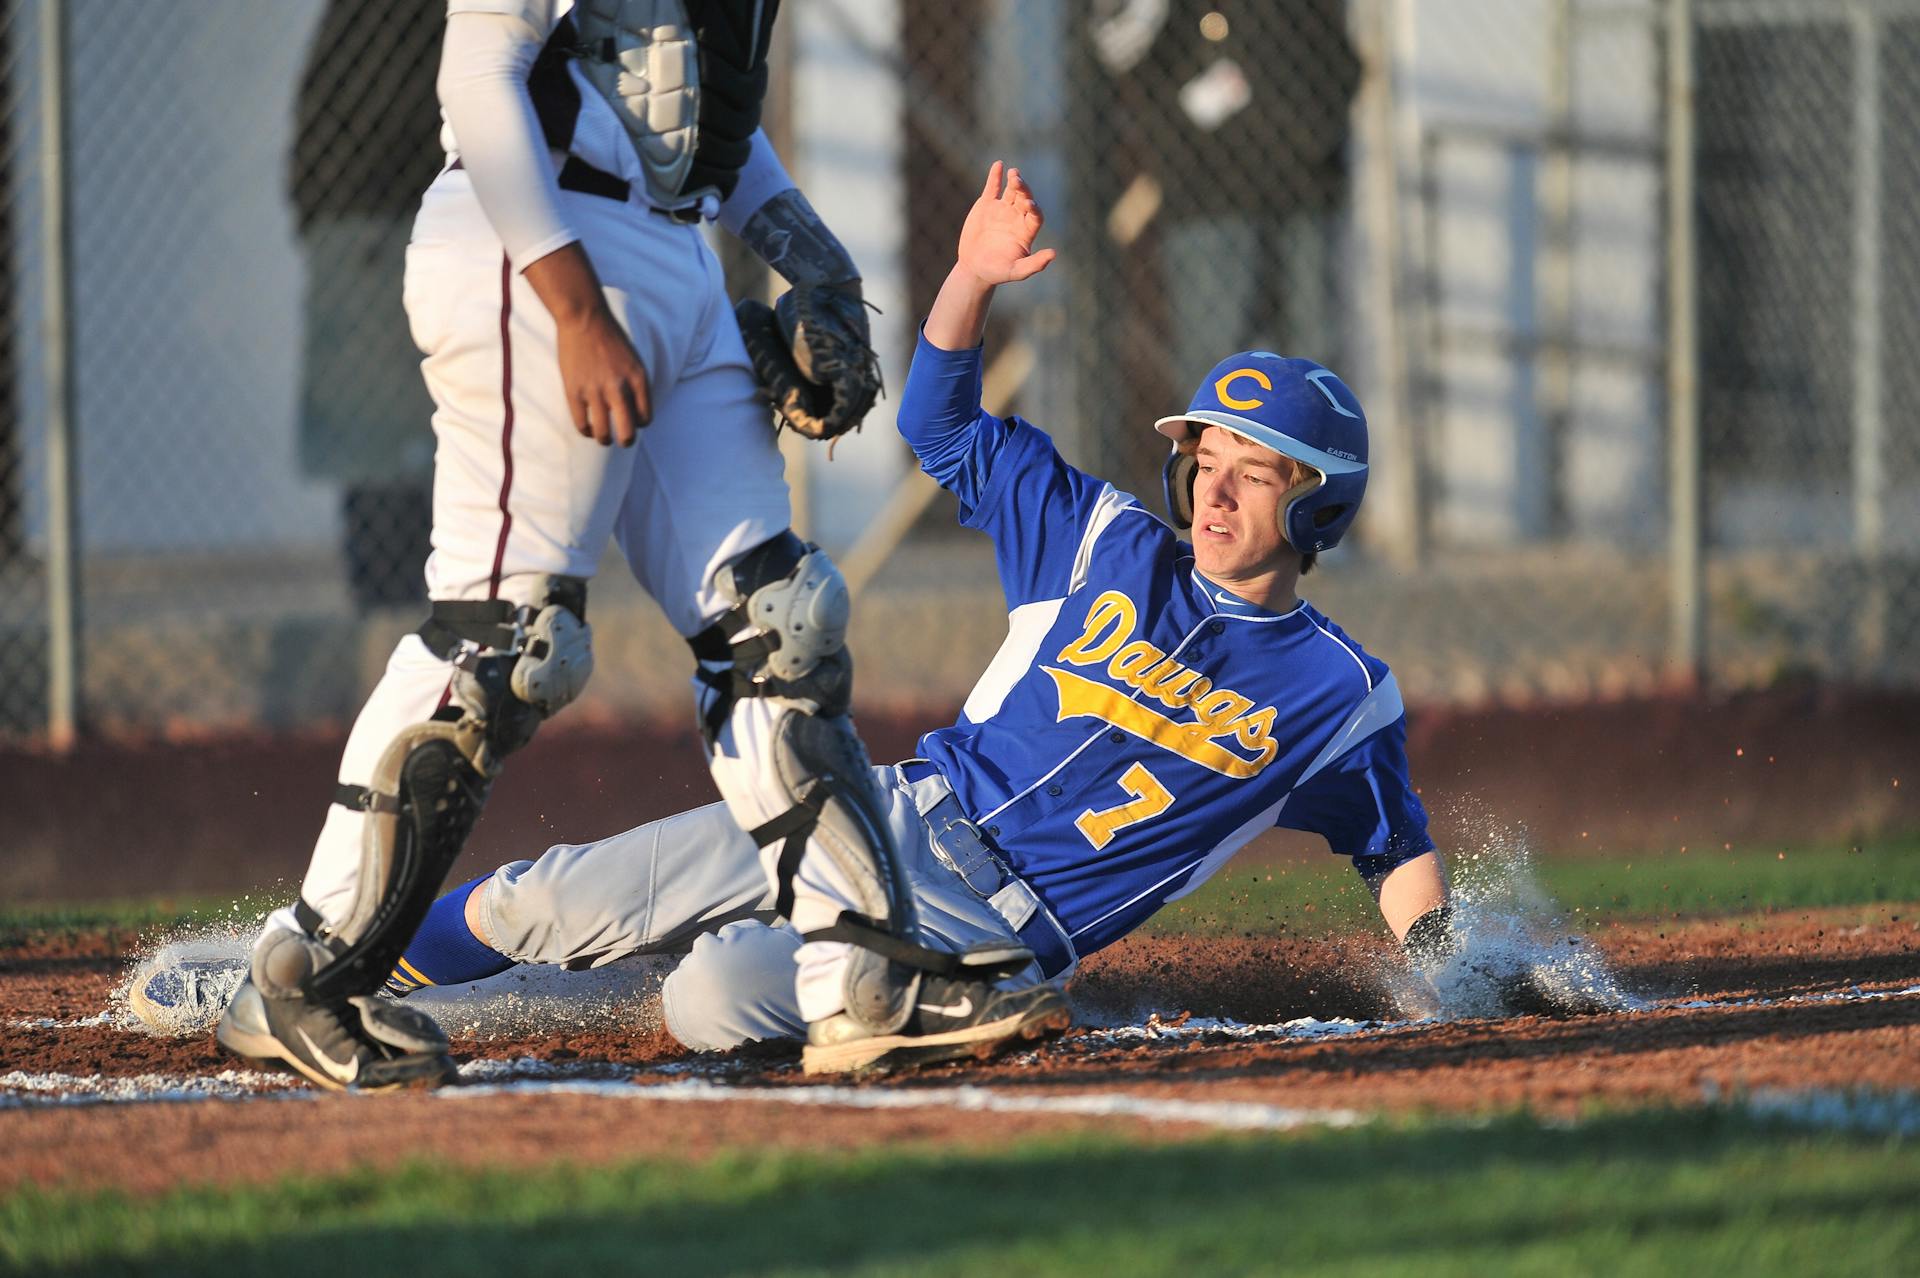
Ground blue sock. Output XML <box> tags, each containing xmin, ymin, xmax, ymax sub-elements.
<box><xmin>384</xmin><ymin>874</ymin><xmax>516</xmax><ymax>996</ymax></box>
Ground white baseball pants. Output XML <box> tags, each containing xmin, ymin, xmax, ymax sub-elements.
<box><xmin>278</xmin><ymin>169</ymin><xmax>873</xmax><ymax>1022</ymax></box>
<box><xmin>470</xmin><ymin>764</ymin><xmax>1068</xmax><ymax>1051</ymax></box>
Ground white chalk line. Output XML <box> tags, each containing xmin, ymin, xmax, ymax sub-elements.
<box><xmin>0</xmin><ymin>1058</ymin><xmax>1362</xmax><ymax>1133</ymax></box>
<box><xmin>7</xmin><ymin>1063</ymin><xmax>1916</xmax><ymax>1139</ymax></box>
<box><xmin>1668</xmin><ymin>983</ymin><xmax>1920</xmax><ymax>1012</ymax></box>
<box><xmin>1057</xmin><ymin>982</ymin><xmax>1920</xmax><ymax>1057</ymax></box>
<box><xmin>1063</xmin><ymin>1013</ymin><xmax>1392</xmax><ymax>1056</ymax></box>
<box><xmin>446</xmin><ymin>1077</ymin><xmax>1369</xmax><ymax>1133</ymax></box>
<box><xmin>0</xmin><ymin>1068</ymin><xmax>305</xmax><ymax>1107</ymax></box>
<box><xmin>9</xmin><ymin>1009</ymin><xmax>126</xmax><ymax>1031</ymax></box>
<box><xmin>0</xmin><ymin>1056</ymin><xmax>697</xmax><ymax>1110</ymax></box>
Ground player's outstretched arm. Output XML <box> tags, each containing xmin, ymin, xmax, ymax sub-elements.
<box><xmin>924</xmin><ymin>161</ymin><xmax>1056</xmax><ymax>353</ymax></box>
<box><xmin>1371</xmin><ymin>850</ymin><xmax>1449</xmax><ymax>943</ymax></box>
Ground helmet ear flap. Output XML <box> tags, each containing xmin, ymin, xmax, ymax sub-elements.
<box><xmin>1277</xmin><ymin>465</ymin><xmax>1325</xmax><ymax>550</ymax></box>
<box><xmin>1285</xmin><ymin>500</ymin><xmax>1356</xmax><ymax>554</ymax></box>
<box><xmin>1162</xmin><ymin>450</ymin><xmax>1199</xmax><ymax>530</ymax></box>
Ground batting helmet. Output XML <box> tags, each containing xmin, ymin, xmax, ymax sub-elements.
<box><xmin>1153</xmin><ymin>351</ymin><xmax>1369</xmax><ymax>554</ymax></box>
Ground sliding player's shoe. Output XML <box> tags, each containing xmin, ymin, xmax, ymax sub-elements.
<box><xmin>801</xmin><ymin>974</ymin><xmax>1070</xmax><ymax>1077</ymax></box>
<box><xmin>127</xmin><ymin>949</ymin><xmax>247</xmax><ymax>1037</ymax></box>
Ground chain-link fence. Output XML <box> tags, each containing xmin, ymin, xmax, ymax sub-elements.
<box><xmin>2</xmin><ymin>0</ymin><xmax>1917</xmax><ymax>746</ymax></box>
<box><xmin>1694</xmin><ymin>0</ymin><xmax>1920</xmax><ymax>682</ymax></box>
<box><xmin>1</xmin><ymin>2</ymin><xmax>45</xmax><ymax>739</ymax></box>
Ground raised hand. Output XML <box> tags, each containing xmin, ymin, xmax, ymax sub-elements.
<box><xmin>956</xmin><ymin>161</ymin><xmax>1057</xmax><ymax>288</ymax></box>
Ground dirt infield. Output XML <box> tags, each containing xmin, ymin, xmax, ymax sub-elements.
<box><xmin>5</xmin><ymin>906</ymin><xmax>1917</xmax><ymax>1197</ymax></box>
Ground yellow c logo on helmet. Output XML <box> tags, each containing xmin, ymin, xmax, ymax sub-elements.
<box><xmin>1214</xmin><ymin>368</ymin><xmax>1272</xmax><ymax>411</ymax></box>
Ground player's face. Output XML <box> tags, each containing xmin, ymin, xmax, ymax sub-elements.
<box><xmin>1190</xmin><ymin>427</ymin><xmax>1302</xmax><ymax>582</ymax></box>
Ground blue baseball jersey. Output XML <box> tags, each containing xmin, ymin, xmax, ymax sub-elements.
<box><xmin>898</xmin><ymin>333</ymin><xmax>1434</xmax><ymax>961</ymax></box>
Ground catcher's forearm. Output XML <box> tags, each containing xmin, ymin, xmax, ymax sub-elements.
<box><xmin>923</xmin><ymin>264</ymin><xmax>996</xmax><ymax>353</ymax></box>
<box><xmin>737</xmin><ymin>188</ymin><xmax>860</xmax><ymax>288</ymax></box>
<box><xmin>522</xmin><ymin>242</ymin><xmax>611</xmax><ymax>325</ymax></box>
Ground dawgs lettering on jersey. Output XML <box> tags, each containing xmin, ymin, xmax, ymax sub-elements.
<box><xmin>1047</xmin><ymin>588</ymin><xmax>1281</xmax><ymax>780</ymax></box>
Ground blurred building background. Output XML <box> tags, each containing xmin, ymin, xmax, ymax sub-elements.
<box><xmin>1</xmin><ymin>0</ymin><xmax>1916</xmax><ymax>747</ymax></box>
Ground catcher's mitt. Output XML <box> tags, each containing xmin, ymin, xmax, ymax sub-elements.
<box><xmin>735</xmin><ymin>284</ymin><xmax>883</xmax><ymax>441</ymax></box>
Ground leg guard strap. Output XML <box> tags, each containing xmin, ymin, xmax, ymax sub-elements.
<box><xmin>690</xmin><ymin>657</ymin><xmax>744</xmax><ymax>747</ymax></box>
<box><xmin>803</xmin><ymin>912</ymin><xmax>1036</xmax><ymax>982</ymax></box>
<box><xmin>747</xmin><ymin>783</ymin><xmax>834</xmax><ymax>921</ymax></box>
<box><xmin>689</xmin><ymin>623</ymin><xmax>788</xmax><ymax>748</ymax></box>
<box><xmin>419</xmin><ymin>598</ymin><xmax>520</xmax><ymax>660</ymax></box>
<box><xmin>332</xmin><ymin>783</ymin><xmax>401</xmax><ymax>816</ymax></box>
<box><xmin>417</xmin><ymin>578</ymin><xmax>589</xmax><ymax>661</ymax></box>
<box><xmin>292</xmin><ymin>895</ymin><xmax>329</xmax><ymax>940</ymax></box>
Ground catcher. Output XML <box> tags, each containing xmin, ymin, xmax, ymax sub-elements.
<box><xmin>214</xmin><ymin>1</ymin><xmax>1065</xmax><ymax>1094</ymax></box>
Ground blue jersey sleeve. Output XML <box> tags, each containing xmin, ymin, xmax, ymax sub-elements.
<box><xmin>1278</xmin><ymin>718</ymin><xmax>1436</xmax><ymax>881</ymax></box>
<box><xmin>898</xmin><ymin>329</ymin><xmax>1119</xmax><ymax>608</ymax></box>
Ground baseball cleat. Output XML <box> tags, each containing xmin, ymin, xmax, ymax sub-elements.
<box><xmin>801</xmin><ymin>975</ymin><xmax>1071</xmax><ymax>1077</ymax></box>
<box><xmin>216</xmin><ymin>978</ymin><xmax>457</xmax><ymax>1093</ymax></box>
<box><xmin>127</xmin><ymin>953</ymin><xmax>248</xmax><ymax>1036</ymax></box>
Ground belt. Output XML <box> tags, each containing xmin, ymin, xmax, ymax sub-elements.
<box><xmin>446</xmin><ymin>155</ymin><xmax>704</xmax><ymax>223</ymax></box>
<box><xmin>899</xmin><ymin>758</ymin><xmax>1077</xmax><ymax>980</ymax></box>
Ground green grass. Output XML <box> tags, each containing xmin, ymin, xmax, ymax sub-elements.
<box><xmin>1148</xmin><ymin>833</ymin><xmax>1920</xmax><ymax>936</ymax></box>
<box><xmin>4</xmin><ymin>1109</ymin><xmax>1916</xmax><ymax>1276</ymax></box>
<box><xmin>1531</xmin><ymin>839</ymin><xmax>1920</xmax><ymax>918</ymax></box>
<box><xmin>0</xmin><ymin>896</ymin><xmax>274</xmax><ymax>949</ymax></box>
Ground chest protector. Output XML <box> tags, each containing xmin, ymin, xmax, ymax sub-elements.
<box><xmin>533</xmin><ymin>0</ymin><xmax>779</xmax><ymax>211</ymax></box>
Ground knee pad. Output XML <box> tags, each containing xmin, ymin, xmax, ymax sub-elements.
<box><xmin>302</xmin><ymin>578</ymin><xmax>591</xmax><ymax>1004</ymax></box>
<box><xmin>694</xmin><ymin>533</ymin><xmax>853</xmax><ymax>733</ymax></box>
<box><xmin>425</xmin><ymin>575</ymin><xmax>595</xmax><ymax>772</ymax></box>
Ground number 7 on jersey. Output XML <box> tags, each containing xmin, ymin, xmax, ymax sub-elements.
<box><xmin>1074</xmin><ymin>762</ymin><xmax>1175</xmax><ymax>850</ymax></box>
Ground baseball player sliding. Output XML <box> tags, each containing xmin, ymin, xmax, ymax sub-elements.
<box><xmin>216</xmin><ymin>2</ymin><xmax>1067</xmax><ymax>1093</ymax></box>
<box><xmin>146</xmin><ymin>163</ymin><xmax>1466</xmax><ymax>1064</ymax></box>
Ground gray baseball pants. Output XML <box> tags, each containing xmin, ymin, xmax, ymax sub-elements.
<box><xmin>469</xmin><ymin>764</ymin><xmax>1074</xmax><ymax>1051</ymax></box>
